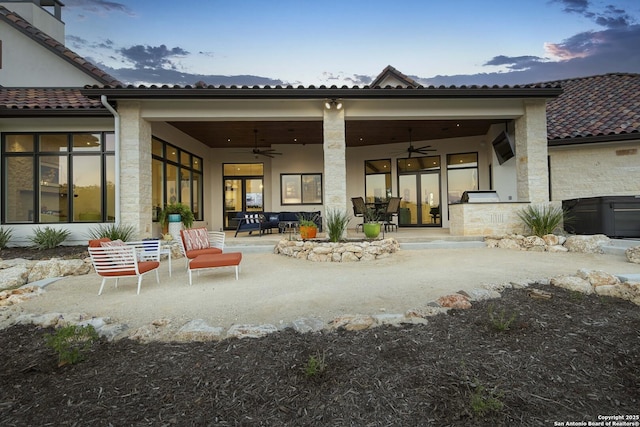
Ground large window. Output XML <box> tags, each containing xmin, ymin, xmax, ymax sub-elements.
<box><xmin>447</xmin><ymin>152</ymin><xmax>478</xmax><ymax>204</ymax></box>
<box><xmin>152</xmin><ymin>137</ymin><xmax>203</xmax><ymax>221</ymax></box>
<box><xmin>365</xmin><ymin>159</ymin><xmax>391</xmax><ymax>203</ymax></box>
<box><xmin>2</xmin><ymin>132</ymin><xmax>115</xmax><ymax>223</ymax></box>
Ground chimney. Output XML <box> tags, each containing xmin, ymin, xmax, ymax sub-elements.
<box><xmin>0</xmin><ymin>0</ymin><xmax>65</xmax><ymax>43</ymax></box>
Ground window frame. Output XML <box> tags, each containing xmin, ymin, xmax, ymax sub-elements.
<box><xmin>2</xmin><ymin>131</ymin><xmax>115</xmax><ymax>224</ymax></box>
<box><xmin>151</xmin><ymin>137</ymin><xmax>204</xmax><ymax>221</ymax></box>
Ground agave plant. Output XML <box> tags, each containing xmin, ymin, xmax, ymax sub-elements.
<box><xmin>325</xmin><ymin>209</ymin><xmax>350</xmax><ymax>242</ymax></box>
<box><xmin>517</xmin><ymin>205</ymin><xmax>566</xmax><ymax>237</ymax></box>
<box><xmin>86</xmin><ymin>223</ymin><xmax>136</xmax><ymax>242</ymax></box>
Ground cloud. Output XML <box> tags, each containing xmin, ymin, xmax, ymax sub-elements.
<box><xmin>119</xmin><ymin>45</ymin><xmax>190</xmax><ymax>70</ymax></box>
<box><xmin>484</xmin><ymin>55</ymin><xmax>548</xmax><ymax>70</ymax></box>
<box><xmin>552</xmin><ymin>0</ymin><xmax>634</xmax><ymax>29</ymax></box>
<box><xmin>417</xmin><ymin>24</ymin><xmax>640</xmax><ymax>86</ymax></box>
<box><xmin>63</xmin><ymin>0</ymin><xmax>135</xmax><ymax>16</ymax></box>
<box><xmin>96</xmin><ymin>63</ymin><xmax>283</xmax><ymax>87</ymax></box>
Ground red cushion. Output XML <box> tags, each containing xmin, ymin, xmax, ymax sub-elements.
<box><xmin>189</xmin><ymin>253</ymin><xmax>242</xmax><ymax>269</ymax></box>
<box><xmin>98</xmin><ymin>261</ymin><xmax>159</xmax><ymax>277</ymax></box>
<box><xmin>89</xmin><ymin>237</ymin><xmax>111</xmax><ymax>247</ymax></box>
<box><xmin>185</xmin><ymin>247</ymin><xmax>222</xmax><ymax>259</ymax></box>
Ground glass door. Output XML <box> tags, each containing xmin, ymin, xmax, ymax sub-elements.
<box><xmin>397</xmin><ymin>156</ymin><xmax>441</xmax><ymax>227</ymax></box>
<box><xmin>223</xmin><ymin>178</ymin><xmax>264</xmax><ymax>229</ymax></box>
<box><xmin>223</xmin><ymin>163</ymin><xmax>264</xmax><ymax>230</ymax></box>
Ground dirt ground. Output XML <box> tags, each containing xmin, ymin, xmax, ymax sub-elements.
<box><xmin>1</xmin><ymin>282</ymin><xmax>639</xmax><ymax>426</ymax></box>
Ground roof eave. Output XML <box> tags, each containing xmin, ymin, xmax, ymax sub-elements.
<box><xmin>0</xmin><ymin>109</ymin><xmax>111</xmax><ymax>118</ymax></box>
<box><xmin>82</xmin><ymin>86</ymin><xmax>563</xmax><ymax>100</ymax></box>
<box><xmin>548</xmin><ymin>132</ymin><xmax>640</xmax><ymax>146</ymax></box>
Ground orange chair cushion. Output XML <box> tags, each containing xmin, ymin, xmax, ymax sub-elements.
<box><xmin>189</xmin><ymin>253</ymin><xmax>242</xmax><ymax>269</ymax></box>
<box><xmin>88</xmin><ymin>237</ymin><xmax>111</xmax><ymax>247</ymax></box>
<box><xmin>185</xmin><ymin>247</ymin><xmax>222</xmax><ymax>259</ymax></box>
<box><xmin>98</xmin><ymin>261</ymin><xmax>160</xmax><ymax>277</ymax></box>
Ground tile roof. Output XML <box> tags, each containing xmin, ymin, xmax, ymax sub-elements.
<box><xmin>0</xmin><ymin>5</ymin><xmax>122</xmax><ymax>87</ymax></box>
<box><xmin>546</xmin><ymin>73</ymin><xmax>640</xmax><ymax>143</ymax></box>
<box><xmin>0</xmin><ymin>88</ymin><xmax>108</xmax><ymax>115</ymax></box>
<box><xmin>370</xmin><ymin>65</ymin><xmax>420</xmax><ymax>88</ymax></box>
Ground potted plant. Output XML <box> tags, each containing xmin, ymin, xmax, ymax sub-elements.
<box><xmin>363</xmin><ymin>206</ymin><xmax>381</xmax><ymax>239</ymax></box>
<box><xmin>297</xmin><ymin>213</ymin><xmax>318</xmax><ymax>239</ymax></box>
<box><xmin>159</xmin><ymin>202</ymin><xmax>195</xmax><ymax>230</ymax></box>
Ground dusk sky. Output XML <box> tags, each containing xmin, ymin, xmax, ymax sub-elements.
<box><xmin>61</xmin><ymin>0</ymin><xmax>640</xmax><ymax>86</ymax></box>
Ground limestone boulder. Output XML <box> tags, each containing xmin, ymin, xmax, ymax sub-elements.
<box><xmin>436</xmin><ymin>294</ymin><xmax>471</xmax><ymax>309</ymax></box>
<box><xmin>497</xmin><ymin>238</ymin><xmax>522</xmax><ymax>250</ymax></box>
<box><xmin>0</xmin><ymin>265</ymin><xmax>30</xmax><ymax>290</ymax></box>
<box><xmin>542</xmin><ymin>234</ymin><xmax>560</xmax><ymax>246</ymax></box>
<box><xmin>175</xmin><ymin>319</ymin><xmax>224</xmax><ymax>342</ymax></box>
<box><xmin>577</xmin><ymin>269</ymin><xmax>620</xmax><ymax>287</ymax></box>
<box><xmin>563</xmin><ymin>234</ymin><xmax>610</xmax><ymax>253</ymax></box>
<box><xmin>226</xmin><ymin>324</ymin><xmax>278</xmax><ymax>339</ymax></box>
<box><xmin>330</xmin><ymin>314</ymin><xmax>376</xmax><ymax>331</ymax></box>
<box><xmin>28</xmin><ymin>258</ymin><xmax>90</xmax><ymax>282</ymax></box>
<box><xmin>550</xmin><ymin>275</ymin><xmax>593</xmax><ymax>294</ymax></box>
<box><xmin>625</xmin><ymin>246</ymin><xmax>640</xmax><ymax>264</ymax></box>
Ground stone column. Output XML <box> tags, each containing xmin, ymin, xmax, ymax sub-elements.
<box><xmin>323</xmin><ymin>105</ymin><xmax>347</xmax><ymax>236</ymax></box>
<box><xmin>118</xmin><ymin>101</ymin><xmax>152</xmax><ymax>238</ymax></box>
<box><xmin>515</xmin><ymin>99</ymin><xmax>549</xmax><ymax>204</ymax></box>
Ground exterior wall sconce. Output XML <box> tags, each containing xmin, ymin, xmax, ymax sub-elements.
<box><xmin>324</xmin><ymin>99</ymin><xmax>343</xmax><ymax>110</ymax></box>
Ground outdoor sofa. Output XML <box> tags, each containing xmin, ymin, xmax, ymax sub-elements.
<box><xmin>234</xmin><ymin>211</ymin><xmax>322</xmax><ymax>237</ymax></box>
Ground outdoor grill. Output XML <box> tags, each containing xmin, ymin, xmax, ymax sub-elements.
<box><xmin>460</xmin><ymin>191</ymin><xmax>500</xmax><ymax>203</ymax></box>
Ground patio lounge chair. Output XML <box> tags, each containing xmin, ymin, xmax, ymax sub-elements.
<box><xmin>87</xmin><ymin>238</ymin><xmax>160</xmax><ymax>295</ymax></box>
<box><xmin>382</xmin><ymin>197</ymin><xmax>402</xmax><ymax>232</ymax></box>
<box><xmin>179</xmin><ymin>228</ymin><xmax>224</xmax><ymax>269</ymax></box>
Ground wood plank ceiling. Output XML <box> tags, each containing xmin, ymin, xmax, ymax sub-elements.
<box><xmin>168</xmin><ymin>119</ymin><xmax>504</xmax><ymax>148</ymax></box>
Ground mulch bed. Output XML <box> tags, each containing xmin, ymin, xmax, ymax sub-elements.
<box><xmin>1</xmin><ymin>283</ymin><xmax>638</xmax><ymax>426</ymax></box>
<box><xmin>0</xmin><ymin>245</ymin><xmax>88</xmax><ymax>261</ymax></box>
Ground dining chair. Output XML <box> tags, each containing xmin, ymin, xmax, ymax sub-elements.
<box><xmin>383</xmin><ymin>197</ymin><xmax>402</xmax><ymax>232</ymax></box>
<box><xmin>351</xmin><ymin>197</ymin><xmax>367</xmax><ymax>232</ymax></box>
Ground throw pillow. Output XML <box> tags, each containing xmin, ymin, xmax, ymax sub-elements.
<box><xmin>182</xmin><ymin>228</ymin><xmax>210</xmax><ymax>251</ymax></box>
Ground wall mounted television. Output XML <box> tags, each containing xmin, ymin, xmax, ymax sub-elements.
<box><xmin>492</xmin><ymin>130</ymin><xmax>515</xmax><ymax>165</ymax></box>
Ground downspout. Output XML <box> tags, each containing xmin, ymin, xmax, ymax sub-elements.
<box><xmin>100</xmin><ymin>95</ymin><xmax>120</xmax><ymax>224</ymax></box>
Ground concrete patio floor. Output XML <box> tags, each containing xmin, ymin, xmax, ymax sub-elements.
<box><xmin>14</xmin><ymin>230</ymin><xmax>640</xmax><ymax>335</ymax></box>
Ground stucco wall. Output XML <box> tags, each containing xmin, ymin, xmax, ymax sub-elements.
<box><xmin>0</xmin><ymin>23</ymin><xmax>98</xmax><ymax>87</ymax></box>
<box><xmin>549</xmin><ymin>141</ymin><xmax>640</xmax><ymax>201</ymax></box>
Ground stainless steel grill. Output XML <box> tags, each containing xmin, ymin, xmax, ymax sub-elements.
<box><xmin>461</xmin><ymin>191</ymin><xmax>500</xmax><ymax>203</ymax></box>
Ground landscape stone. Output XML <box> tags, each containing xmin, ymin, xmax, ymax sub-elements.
<box><xmin>0</xmin><ymin>265</ymin><xmax>30</xmax><ymax>290</ymax></box>
<box><xmin>227</xmin><ymin>324</ymin><xmax>278</xmax><ymax>339</ymax></box>
<box><xmin>563</xmin><ymin>234</ymin><xmax>610</xmax><ymax>253</ymax></box>
<box><xmin>175</xmin><ymin>319</ymin><xmax>224</xmax><ymax>342</ymax></box>
<box><xmin>577</xmin><ymin>269</ymin><xmax>620</xmax><ymax>287</ymax></box>
<box><xmin>550</xmin><ymin>275</ymin><xmax>594</xmax><ymax>294</ymax></box>
<box><xmin>626</xmin><ymin>246</ymin><xmax>640</xmax><ymax>264</ymax></box>
<box><xmin>330</xmin><ymin>314</ymin><xmax>376</xmax><ymax>331</ymax></box>
<box><xmin>291</xmin><ymin>317</ymin><xmax>325</xmax><ymax>333</ymax></box>
<box><xmin>436</xmin><ymin>294</ymin><xmax>471</xmax><ymax>309</ymax></box>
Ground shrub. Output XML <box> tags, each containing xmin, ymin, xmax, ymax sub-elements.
<box><xmin>29</xmin><ymin>226</ymin><xmax>70</xmax><ymax>250</ymax></box>
<box><xmin>487</xmin><ymin>304</ymin><xmax>517</xmax><ymax>332</ymax></box>
<box><xmin>87</xmin><ymin>223</ymin><xmax>135</xmax><ymax>242</ymax></box>
<box><xmin>303</xmin><ymin>350</ymin><xmax>327</xmax><ymax>378</ymax></box>
<box><xmin>325</xmin><ymin>209</ymin><xmax>350</xmax><ymax>242</ymax></box>
<box><xmin>470</xmin><ymin>382</ymin><xmax>504</xmax><ymax>416</ymax></box>
<box><xmin>0</xmin><ymin>226</ymin><xmax>13</xmax><ymax>249</ymax></box>
<box><xmin>45</xmin><ymin>324</ymin><xmax>99</xmax><ymax>366</ymax></box>
<box><xmin>517</xmin><ymin>204</ymin><xmax>566</xmax><ymax>237</ymax></box>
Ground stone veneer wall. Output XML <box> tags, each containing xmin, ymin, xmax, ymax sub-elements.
<box><xmin>274</xmin><ymin>238</ymin><xmax>400</xmax><ymax>262</ymax></box>
<box><xmin>119</xmin><ymin>101</ymin><xmax>153</xmax><ymax>238</ymax></box>
<box><xmin>549</xmin><ymin>141</ymin><xmax>640</xmax><ymax>201</ymax></box>
<box><xmin>449</xmin><ymin>202</ymin><xmax>530</xmax><ymax>236</ymax></box>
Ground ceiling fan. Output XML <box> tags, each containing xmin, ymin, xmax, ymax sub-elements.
<box><xmin>397</xmin><ymin>128</ymin><xmax>435</xmax><ymax>158</ymax></box>
<box><xmin>250</xmin><ymin>129</ymin><xmax>282</xmax><ymax>158</ymax></box>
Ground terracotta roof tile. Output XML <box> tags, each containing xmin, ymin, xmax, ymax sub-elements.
<box><xmin>0</xmin><ymin>5</ymin><xmax>122</xmax><ymax>87</ymax></box>
<box><xmin>546</xmin><ymin>73</ymin><xmax>640</xmax><ymax>141</ymax></box>
<box><xmin>0</xmin><ymin>88</ymin><xmax>106</xmax><ymax>113</ymax></box>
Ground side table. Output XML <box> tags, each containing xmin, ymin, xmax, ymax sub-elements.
<box><xmin>160</xmin><ymin>243</ymin><xmax>173</xmax><ymax>276</ymax></box>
